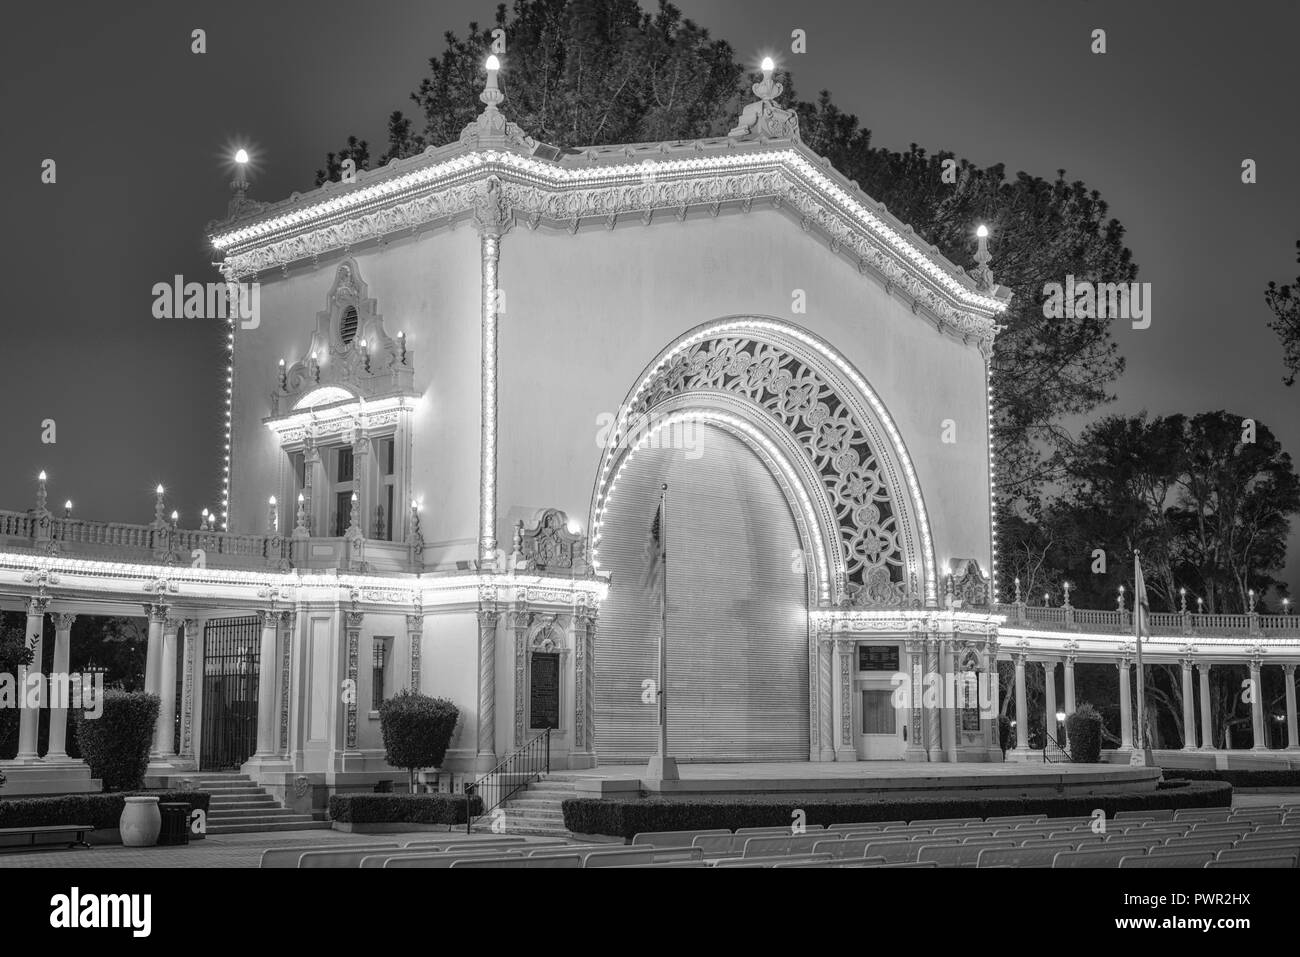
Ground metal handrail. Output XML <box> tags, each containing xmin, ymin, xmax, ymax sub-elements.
<box><xmin>464</xmin><ymin>727</ymin><xmax>551</xmax><ymax>834</ymax></box>
<box><xmin>1042</xmin><ymin>729</ymin><xmax>1070</xmax><ymax>764</ymax></box>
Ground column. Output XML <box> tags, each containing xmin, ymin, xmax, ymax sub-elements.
<box><xmin>46</xmin><ymin>613</ymin><xmax>75</xmax><ymax>760</ymax></box>
<box><xmin>1117</xmin><ymin>659</ymin><xmax>1133</xmax><ymax>750</ymax></box>
<box><xmin>1043</xmin><ymin>660</ymin><xmax>1057</xmax><ymax>750</ymax></box>
<box><xmin>1180</xmin><ymin>657</ymin><xmax>1198</xmax><ymax>750</ymax></box>
<box><xmin>477</xmin><ymin>606</ymin><xmax>499</xmax><ymax>769</ymax></box>
<box><xmin>278</xmin><ymin>612</ymin><xmax>294</xmax><ymax>759</ymax></box>
<box><xmin>1062</xmin><ymin>655</ymin><xmax>1077</xmax><ymax>750</ymax></box>
<box><xmin>572</xmin><ymin>607</ymin><xmax>598</xmax><ymax>767</ymax></box>
<box><xmin>833</xmin><ymin>640</ymin><xmax>856</xmax><ymax>761</ymax></box>
<box><xmin>1198</xmin><ymin>663</ymin><xmax>1213</xmax><ymax>750</ymax></box>
<box><xmin>14</xmin><ymin>598</ymin><xmax>49</xmax><ymax>761</ymax></box>
<box><xmin>179</xmin><ymin>618</ymin><xmax>201</xmax><ymax>763</ymax></box>
<box><xmin>476</xmin><ymin>194</ymin><xmax>508</xmax><ymax>567</ymax></box>
<box><xmin>1284</xmin><ymin>664</ymin><xmax>1298</xmax><ymax>751</ymax></box>
<box><xmin>153</xmin><ymin>617</ymin><xmax>180</xmax><ymax>759</ymax></box>
<box><xmin>1012</xmin><ymin>653</ymin><xmax>1029</xmax><ymax>752</ymax></box>
<box><xmin>143</xmin><ymin>604</ymin><xmax>165</xmax><ymax>703</ymax></box>
<box><xmin>253</xmin><ymin>611</ymin><xmax>279</xmax><ymax>756</ymax></box>
<box><xmin>905</xmin><ymin>638</ymin><xmax>927</xmax><ymax>761</ymax></box>
<box><xmin>941</xmin><ymin>645</ymin><xmax>958</xmax><ymax>761</ymax></box>
<box><xmin>344</xmin><ymin>611</ymin><xmax>363</xmax><ymax>753</ymax></box>
<box><xmin>1249</xmin><ymin>658</ymin><xmax>1267</xmax><ymax>750</ymax></box>
<box><xmin>924</xmin><ymin>637</ymin><xmax>942</xmax><ymax>761</ymax></box>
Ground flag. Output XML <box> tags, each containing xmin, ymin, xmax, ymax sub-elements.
<box><xmin>1134</xmin><ymin>553</ymin><xmax>1151</xmax><ymax>638</ymax></box>
<box><xmin>643</xmin><ymin>497</ymin><xmax>665</xmax><ymax>594</ymax></box>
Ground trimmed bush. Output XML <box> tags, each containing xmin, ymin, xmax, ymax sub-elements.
<box><xmin>560</xmin><ymin>781</ymin><xmax>1233</xmax><ymax>839</ymax></box>
<box><xmin>74</xmin><ymin>691</ymin><xmax>159</xmax><ymax>791</ymax></box>
<box><xmin>328</xmin><ymin>793</ymin><xmax>482</xmax><ymax>825</ymax></box>
<box><xmin>378</xmin><ymin>691</ymin><xmax>460</xmax><ymax>793</ymax></box>
<box><xmin>0</xmin><ymin>790</ymin><xmax>211</xmax><ymax>830</ymax></box>
<box><xmin>1065</xmin><ymin>703</ymin><xmax>1104</xmax><ymax>763</ymax></box>
<box><xmin>1163</xmin><ymin>768</ymin><xmax>1300</xmax><ymax>788</ymax></box>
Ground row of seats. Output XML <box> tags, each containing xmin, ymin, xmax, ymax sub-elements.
<box><xmin>258</xmin><ymin>801</ymin><xmax>1299</xmax><ymax>868</ymax></box>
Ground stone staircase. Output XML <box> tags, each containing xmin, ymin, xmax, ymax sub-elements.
<box><xmin>193</xmin><ymin>774</ymin><xmax>330</xmax><ymax>835</ymax></box>
<box><xmin>483</xmin><ymin>776</ymin><xmax>579</xmax><ymax>837</ymax></box>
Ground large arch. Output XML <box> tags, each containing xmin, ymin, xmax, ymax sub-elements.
<box><xmin>590</xmin><ymin>316</ymin><xmax>937</xmax><ymax>610</ymax></box>
<box><xmin>587</xmin><ymin>317</ymin><xmax>938</xmax><ymax>762</ymax></box>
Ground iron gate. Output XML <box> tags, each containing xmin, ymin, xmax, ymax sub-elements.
<box><xmin>200</xmin><ymin>616</ymin><xmax>261</xmax><ymax>772</ymax></box>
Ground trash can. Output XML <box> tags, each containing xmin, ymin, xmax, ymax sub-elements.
<box><xmin>157</xmin><ymin>802</ymin><xmax>191</xmax><ymax>846</ymax></box>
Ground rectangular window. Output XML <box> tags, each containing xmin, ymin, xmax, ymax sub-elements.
<box><xmin>290</xmin><ymin>452</ymin><xmax>306</xmax><ymax>494</ymax></box>
<box><xmin>335</xmin><ymin>491</ymin><xmax>352</xmax><ymax>537</ymax></box>
<box><xmin>337</xmin><ymin>447</ymin><xmax>354</xmax><ymax>483</ymax></box>
<box><xmin>372</xmin><ymin>639</ymin><xmax>390</xmax><ymax>711</ymax></box>
<box><xmin>384</xmin><ymin>486</ymin><xmax>396</xmax><ymax>542</ymax></box>
<box><xmin>380</xmin><ymin>437</ymin><xmax>395</xmax><ymax>476</ymax></box>
<box><xmin>858</xmin><ymin>645</ymin><xmax>900</xmax><ymax>672</ymax></box>
<box><xmin>861</xmin><ymin>690</ymin><xmax>897</xmax><ymax>735</ymax></box>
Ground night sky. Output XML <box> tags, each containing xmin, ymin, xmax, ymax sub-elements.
<box><xmin>3</xmin><ymin>0</ymin><xmax>1297</xmax><ymax>594</ymax></box>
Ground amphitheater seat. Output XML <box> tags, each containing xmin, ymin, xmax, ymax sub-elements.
<box><xmin>976</xmin><ymin>843</ymin><xmax>1075</xmax><ymax>868</ymax></box>
<box><xmin>1052</xmin><ymin>847</ymin><xmax>1141</xmax><ymax>868</ymax></box>
<box><xmin>1120</xmin><ymin>852</ymin><xmax>1215</xmax><ymax>868</ymax></box>
<box><xmin>633</xmin><ymin>828</ymin><xmax>729</xmax><ymax>848</ymax></box>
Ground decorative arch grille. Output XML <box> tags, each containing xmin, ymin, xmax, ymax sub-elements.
<box><xmin>340</xmin><ymin>305</ymin><xmax>359</xmax><ymax>344</ymax></box>
<box><xmin>631</xmin><ymin>335</ymin><xmax>906</xmax><ymax>604</ymax></box>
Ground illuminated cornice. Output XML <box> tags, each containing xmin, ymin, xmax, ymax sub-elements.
<box><xmin>264</xmin><ymin>393</ymin><xmax>413</xmax><ymax>442</ymax></box>
<box><xmin>210</xmin><ymin>144</ymin><xmax>1010</xmax><ymax>349</ymax></box>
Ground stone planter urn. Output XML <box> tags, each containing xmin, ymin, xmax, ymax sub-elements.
<box><xmin>120</xmin><ymin>796</ymin><xmax>162</xmax><ymax>847</ymax></box>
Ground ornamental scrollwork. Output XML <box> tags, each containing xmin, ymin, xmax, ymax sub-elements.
<box><xmin>632</xmin><ymin>335</ymin><xmax>905</xmax><ymax>605</ymax></box>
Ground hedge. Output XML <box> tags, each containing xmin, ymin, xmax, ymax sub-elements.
<box><xmin>328</xmin><ymin>793</ymin><xmax>483</xmax><ymax>825</ymax></box>
<box><xmin>561</xmin><ymin>781</ymin><xmax>1233</xmax><ymax>839</ymax></box>
<box><xmin>74</xmin><ymin>691</ymin><xmax>159</xmax><ymax>792</ymax></box>
<box><xmin>1065</xmin><ymin>704</ymin><xmax>1104</xmax><ymax>763</ymax></box>
<box><xmin>0</xmin><ymin>790</ymin><xmax>211</xmax><ymax>830</ymax></box>
<box><xmin>1163</xmin><ymin>768</ymin><xmax>1300</xmax><ymax>788</ymax></box>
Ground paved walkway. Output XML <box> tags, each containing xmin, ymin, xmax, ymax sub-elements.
<box><xmin>0</xmin><ymin>829</ymin><xmax>559</xmax><ymax>868</ymax></box>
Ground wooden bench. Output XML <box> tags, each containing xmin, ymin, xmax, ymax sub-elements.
<box><xmin>0</xmin><ymin>825</ymin><xmax>92</xmax><ymax>851</ymax></box>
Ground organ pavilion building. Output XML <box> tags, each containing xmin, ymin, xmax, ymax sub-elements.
<box><xmin>54</xmin><ymin>54</ymin><xmax>1300</xmax><ymax>811</ymax></box>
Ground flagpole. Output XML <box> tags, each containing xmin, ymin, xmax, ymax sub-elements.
<box><xmin>649</xmin><ymin>483</ymin><xmax>678</xmax><ymax>782</ymax></box>
<box><xmin>1133</xmin><ymin>550</ymin><xmax>1150</xmax><ymax>764</ymax></box>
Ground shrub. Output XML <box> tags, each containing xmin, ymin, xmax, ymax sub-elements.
<box><xmin>327</xmin><ymin>793</ymin><xmax>481</xmax><ymax>825</ymax></box>
<box><xmin>73</xmin><ymin>691</ymin><xmax>158</xmax><ymax>791</ymax></box>
<box><xmin>1065</xmin><ymin>703</ymin><xmax>1104</xmax><ymax>763</ymax></box>
<box><xmin>0</xmin><ymin>623</ymin><xmax>37</xmax><ymax>761</ymax></box>
<box><xmin>0</xmin><ymin>791</ymin><xmax>211</xmax><ymax>830</ymax></box>
<box><xmin>1163</xmin><ymin>768</ymin><xmax>1300</xmax><ymax>788</ymax></box>
<box><xmin>378</xmin><ymin>691</ymin><xmax>460</xmax><ymax>793</ymax></box>
<box><xmin>560</xmin><ymin>781</ymin><xmax>1234</xmax><ymax>839</ymax></box>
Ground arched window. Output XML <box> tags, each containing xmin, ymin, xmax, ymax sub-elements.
<box><xmin>340</xmin><ymin>305</ymin><xmax>359</xmax><ymax>345</ymax></box>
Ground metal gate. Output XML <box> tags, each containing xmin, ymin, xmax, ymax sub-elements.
<box><xmin>199</xmin><ymin>616</ymin><xmax>261</xmax><ymax>772</ymax></box>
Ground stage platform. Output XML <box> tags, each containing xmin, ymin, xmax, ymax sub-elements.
<box><xmin>546</xmin><ymin>761</ymin><xmax>1162</xmax><ymax>801</ymax></box>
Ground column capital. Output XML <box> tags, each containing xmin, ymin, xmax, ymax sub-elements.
<box><xmin>478</xmin><ymin>607</ymin><xmax>501</xmax><ymax>627</ymax></box>
<box><xmin>163</xmin><ymin>616</ymin><xmax>182</xmax><ymax>635</ymax></box>
<box><xmin>405</xmin><ymin>613</ymin><xmax>424</xmax><ymax>632</ymax></box>
<box><xmin>1115</xmin><ymin>656</ymin><xmax>1132</xmax><ymax>670</ymax></box>
<box><xmin>27</xmin><ymin>595</ymin><xmax>51</xmax><ymax>617</ymax></box>
<box><xmin>1284</xmin><ymin>663</ymin><xmax>1297</xmax><ymax>677</ymax></box>
<box><xmin>259</xmin><ymin>609</ymin><xmax>280</xmax><ymax>628</ymax></box>
<box><xmin>344</xmin><ymin>610</ymin><xmax>365</xmax><ymax>630</ymax></box>
<box><xmin>53</xmin><ymin>611</ymin><xmax>76</xmax><ymax>631</ymax></box>
<box><xmin>146</xmin><ymin>602</ymin><xmax>170</xmax><ymax>622</ymax></box>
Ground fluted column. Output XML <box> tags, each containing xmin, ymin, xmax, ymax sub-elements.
<box><xmin>1180</xmin><ymin>657</ymin><xmax>1198</xmax><ymax>750</ymax></box>
<box><xmin>1043</xmin><ymin>660</ymin><xmax>1057</xmax><ymax>751</ymax></box>
<box><xmin>1284</xmin><ymin>664</ymin><xmax>1298</xmax><ymax>750</ymax></box>
<box><xmin>14</xmin><ymin>597</ymin><xmax>49</xmax><ymax>761</ymax></box>
<box><xmin>941</xmin><ymin>645</ymin><xmax>957</xmax><ymax>760</ymax></box>
<box><xmin>152</xmin><ymin>617</ymin><xmax>180</xmax><ymax>759</ymax></box>
<box><xmin>1012</xmin><ymin>652</ymin><xmax>1029</xmax><ymax>751</ymax></box>
<box><xmin>1249</xmin><ymin>658</ymin><xmax>1267</xmax><ymax>750</ymax></box>
<box><xmin>1062</xmin><ymin>655</ymin><xmax>1077</xmax><ymax>750</ymax></box>
<box><xmin>252</xmin><ymin>611</ymin><xmax>279</xmax><ymax>757</ymax></box>
<box><xmin>1197</xmin><ymin>663</ymin><xmax>1213</xmax><ymax>749</ymax></box>
<box><xmin>143</xmin><ymin>604</ymin><xmax>166</xmax><ymax>759</ymax></box>
<box><xmin>477</xmin><ymin>606</ymin><xmax>500</xmax><ymax>768</ymax></box>
<box><xmin>47</xmin><ymin>613</ymin><xmax>76</xmax><ymax>760</ymax></box>
<box><xmin>1117</xmin><ymin>659</ymin><xmax>1133</xmax><ymax>750</ymax></box>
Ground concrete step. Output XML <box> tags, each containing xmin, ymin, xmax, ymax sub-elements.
<box><xmin>208</xmin><ymin>807</ymin><xmax>304</xmax><ymax>821</ymax></box>
<box><xmin>207</xmin><ymin>819</ymin><xmax>331</xmax><ymax>835</ymax></box>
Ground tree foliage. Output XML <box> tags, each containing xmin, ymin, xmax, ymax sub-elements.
<box><xmin>999</xmin><ymin>411</ymin><xmax>1299</xmax><ymax>614</ymax></box>
<box><xmin>1264</xmin><ymin>239</ymin><xmax>1300</xmax><ymax>386</ymax></box>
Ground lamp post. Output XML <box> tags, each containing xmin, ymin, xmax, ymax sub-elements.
<box><xmin>63</xmin><ymin>500</ymin><xmax>72</xmax><ymax>519</ymax></box>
